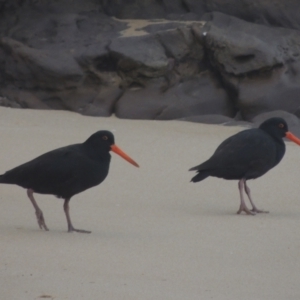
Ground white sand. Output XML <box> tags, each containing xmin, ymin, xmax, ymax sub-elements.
<box><xmin>0</xmin><ymin>107</ymin><xmax>300</xmax><ymax>299</ymax></box>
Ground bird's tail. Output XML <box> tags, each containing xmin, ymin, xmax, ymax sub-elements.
<box><xmin>0</xmin><ymin>174</ymin><xmax>6</xmax><ymax>183</ymax></box>
<box><xmin>190</xmin><ymin>170</ymin><xmax>209</xmax><ymax>182</ymax></box>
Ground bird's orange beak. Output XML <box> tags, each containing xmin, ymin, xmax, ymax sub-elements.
<box><xmin>110</xmin><ymin>145</ymin><xmax>139</xmax><ymax>167</ymax></box>
<box><xmin>285</xmin><ymin>132</ymin><xmax>300</xmax><ymax>145</ymax></box>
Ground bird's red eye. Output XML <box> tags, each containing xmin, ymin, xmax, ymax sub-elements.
<box><xmin>278</xmin><ymin>123</ymin><xmax>284</xmax><ymax>128</ymax></box>
<box><xmin>102</xmin><ymin>136</ymin><xmax>108</xmax><ymax>140</ymax></box>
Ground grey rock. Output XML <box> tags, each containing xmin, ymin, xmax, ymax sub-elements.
<box><xmin>200</xmin><ymin>13</ymin><xmax>300</xmax><ymax>120</ymax></box>
<box><xmin>178</xmin><ymin>114</ymin><xmax>252</xmax><ymax>127</ymax></box>
<box><xmin>178</xmin><ymin>114</ymin><xmax>234</xmax><ymax>124</ymax></box>
<box><xmin>109</xmin><ymin>34</ymin><xmax>169</xmax><ymax>77</ymax></box>
<box><xmin>101</xmin><ymin>0</ymin><xmax>300</xmax><ymax>30</ymax></box>
<box><xmin>156</xmin><ymin>26</ymin><xmax>203</xmax><ymax>61</ymax></box>
<box><xmin>116</xmin><ymin>71</ymin><xmax>234</xmax><ymax>119</ymax></box>
<box><xmin>0</xmin><ymin>38</ymin><xmax>84</xmax><ymax>90</ymax></box>
<box><xmin>102</xmin><ymin>0</ymin><xmax>166</xmax><ymax>19</ymax></box>
<box><xmin>199</xmin><ymin>12</ymin><xmax>300</xmax><ymax>76</ymax></box>
<box><xmin>2</xmin><ymin>89</ymin><xmax>49</xmax><ymax>109</ymax></box>
<box><xmin>0</xmin><ymin>95</ymin><xmax>21</xmax><ymax>108</ymax></box>
<box><xmin>204</xmin><ymin>0</ymin><xmax>300</xmax><ymax>30</ymax></box>
<box><xmin>1</xmin><ymin>1</ymin><xmax>300</xmax><ymax>122</ymax></box>
<box><xmin>115</xmin><ymin>78</ymin><xmax>166</xmax><ymax>119</ymax></box>
<box><xmin>237</xmin><ymin>63</ymin><xmax>300</xmax><ymax>120</ymax></box>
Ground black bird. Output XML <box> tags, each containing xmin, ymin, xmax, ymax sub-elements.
<box><xmin>189</xmin><ymin>118</ymin><xmax>300</xmax><ymax>215</ymax></box>
<box><xmin>0</xmin><ymin>131</ymin><xmax>139</xmax><ymax>233</ymax></box>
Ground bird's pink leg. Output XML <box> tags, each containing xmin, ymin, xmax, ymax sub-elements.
<box><xmin>236</xmin><ymin>179</ymin><xmax>255</xmax><ymax>215</ymax></box>
<box><xmin>63</xmin><ymin>198</ymin><xmax>91</xmax><ymax>233</ymax></box>
<box><xmin>244</xmin><ymin>182</ymin><xmax>269</xmax><ymax>213</ymax></box>
<box><xmin>27</xmin><ymin>189</ymin><xmax>49</xmax><ymax>231</ymax></box>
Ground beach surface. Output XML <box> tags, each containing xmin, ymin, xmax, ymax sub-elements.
<box><xmin>0</xmin><ymin>107</ymin><xmax>299</xmax><ymax>300</ymax></box>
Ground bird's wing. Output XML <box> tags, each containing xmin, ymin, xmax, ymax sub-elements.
<box><xmin>2</xmin><ymin>144</ymin><xmax>88</xmax><ymax>189</ymax></box>
<box><xmin>190</xmin><ymin>129</ymin><xmax>276</xmax><ymax>171</ymax></box>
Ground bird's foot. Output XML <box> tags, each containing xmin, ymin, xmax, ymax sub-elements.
<box><xmin>35</xmin><ymin>210</ymin><xmax>49</xmax><ymax>231</ymax></box>
<box><xmin>237</xmin><ymin>206</ymin><xmax>256</xmax><ymax>215</ymax></box>
<box><xmin>251</xmin><ymin>208</ymin><xmax>269</xmax><ymax>214</ymax></box>
<box><xmin>68</xmin><ymin>225</ymin><xmax>91</xmax><ymax>234</ymax></box>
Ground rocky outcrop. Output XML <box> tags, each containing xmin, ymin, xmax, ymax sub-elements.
<box><xmin>0</xmin><ymin>0</ymin><xmax>300</xmax><ymax>127</ymax></box>
<box><xmin>102</xmin><ymin>0</ymin><xmax>300</xmax><ymax>30</ymax></box>
<box><xmin>198</xmin><ymin>12</ymin><xmax>300</xmax><ymax>121</ymax></box>
<box><xmin>115</xmin><ymin>72</ymin><xmax>234</xmax><ymax>119</ymax></box>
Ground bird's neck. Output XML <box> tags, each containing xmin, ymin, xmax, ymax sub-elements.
<box><xmin>83</xmin><ymin>144</ymin><xmax>111</xmax><ymax>162</ymax></box>
<box><xmin>273</xmin><ymin>137</ymin><xmax>286</xmax><ymax>165</ymax></box>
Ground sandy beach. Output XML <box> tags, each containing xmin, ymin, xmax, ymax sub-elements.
<box><xmin>0</xmin><ymin>107</ymin><xmax>300</xmax><ymax>299</ymax></box>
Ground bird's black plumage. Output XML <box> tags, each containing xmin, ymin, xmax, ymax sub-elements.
<box><xmin>0</xmin><ymin>130</ymin><xmax>139</xmax><ymax>232</ymax></box>
<box><xmin>189</xmin><ymin>117</ymin><xmax>300</xmax><ymax>214</ymax></box>
<box><xmin>0</xmin><ymin>131</ymin><xmax>113</xmax><ymax>198</ymax></box>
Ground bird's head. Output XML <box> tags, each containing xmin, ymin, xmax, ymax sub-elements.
<box><xmin>259</xmin><ymin>117</ymin><xmax>300</xmax><ymax>145</ymax></box>
<box><xmin>85</xmin><ymin>130</ymin><xmax>139</xmax><ymax>167</ymax></box>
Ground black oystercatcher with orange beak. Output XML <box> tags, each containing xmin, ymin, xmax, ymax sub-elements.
<box><xmin>189</xmin><ymin>118</ymin><xmax>300</xmax><ymax>215</ymax></box>
<box><xmin>0</xmin><ymin>131</ymin><xmax>139</xmax><ymax>233</ymax></box>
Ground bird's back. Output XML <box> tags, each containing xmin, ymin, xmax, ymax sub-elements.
<box><xmin>190</xmin><ymin>128</ymin><xmax>284</xmax><ymax>181</ymax></box>
<box><xmin>0</xmin><ymin>144</ymin><xmax>111</xmax><ymax>198</ymax></box>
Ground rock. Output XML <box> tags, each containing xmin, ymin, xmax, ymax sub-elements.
<box><xmin>1</xmin><ymin>1</ymin><xmax>300</xmax><ymax>121</ymax></box>
<box><xmin>0</xmin><ymin>6</ymin><xmax>129</xmax><ymax>116</ymax></box>
<box><xmin>237</xmin><ymin>63</ymin><xmax>300</xmax><ymax>120</ymax></box>
<box><xmin>224</xmin><ymin>121</ymin><xmax>253</xmax><ymax>128</ymax></box>
<box><xmin>0</xmin><ymin>38</ymin><xmax>84</xmax><ymax>90</ymax></box>
<box><xmin>156</xmin><ymin>26</ymin><xmax>204</xmax><ymax>62</ymax></box>
<box><xmin>115</xmin><ymin>78</ymin><xmax>166</xmax><ymax>119</ymax></box>
<box><xmin>199</xmin><ymin>12</ymin><xmax>300</xmax><ymax>120</ymax></box>
<box><xmin>157</xmin><ymin>28</ymin><xmax>194</xmax><ymax>61</ymax></box>
<box><xmin>0</xmin><ymin>96</ymin><xmax>21</xmax><ymax>108</ymax></box>
<box><xmin>199</xmin><ymin>12</ymin><xmax>300</xmax><ymax>76</ymax></box>
<box><xmin>116</xmin><ymin>71</ymin><xmax>234</xmax><ymax>119</ymax></box>
<box><xmin>109</xmin><ymin>34</ymin><xmax>169</xmax><ymax>78</ymax></box>
<box><xmin>203</xmin><ymin>0</ymin><xmax>300</xmax><ymax>30</ymax></box>
<box><xmin>157</xmin><ymin>72</ymin><xmax>234</xmax><ymax>119</ymax></box>
<box><xmin>102</xmin><ymin>0</ymin><xmax>166</xmax><ymax>19</ymax></box>
<box><xmin>1</xmin><ymin>89</ymin><xmax>49</xmax><ymax>109</ymax></box>
<box><xmin>102</xmin><ymin>0</ymin><xmax>300</xmax><ymax>30</ymax></box>
<box><xmin>53</xmin><ymin>86</ymin><xmax>122</xmax><ymax>117</ymax></box>
<box><xmin>178</xmin><ymin>114</ymin><xmax>252</xmax><ymax>127</ymax></box>
<box><xmin>178</xmin><ymin>114</ymin><xmax>234</xmax><ymax>124</ymax></box>
<box><xmin>0</xmin><ymin>7</ymin><xmax>210</xmax><ymax>118</ymax></box>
